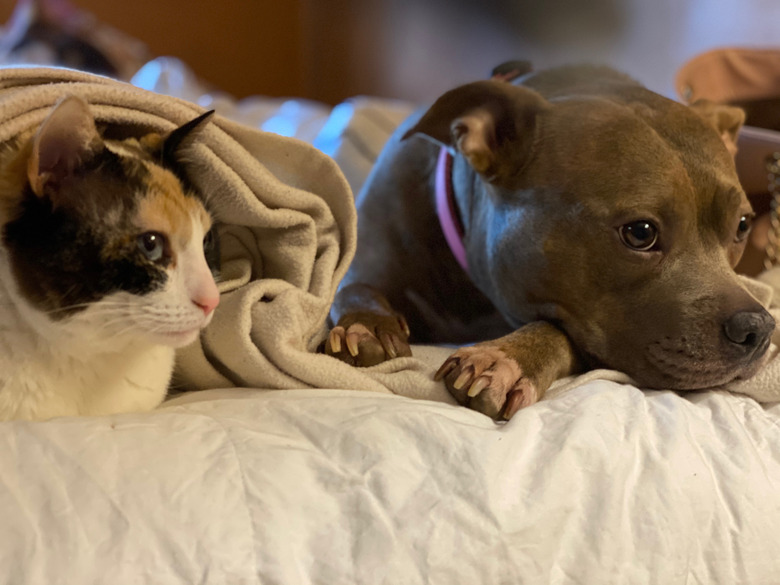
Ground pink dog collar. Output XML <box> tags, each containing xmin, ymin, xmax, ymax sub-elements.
<box><xmin>435</xmin><ymin>148</ymin><xmax>469</xmax><ymax>273</ymax></box>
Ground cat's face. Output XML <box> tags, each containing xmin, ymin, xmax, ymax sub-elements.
<box><xmin>0</xmin><ymin>96</ymin><xmax>220</xmax><ymax>349</ymax></box>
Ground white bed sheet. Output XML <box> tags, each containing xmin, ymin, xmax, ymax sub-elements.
<box><xmin>1</xmin><ymin>378</ymin><xmax>778</xmax><ymax>584</ymax></box>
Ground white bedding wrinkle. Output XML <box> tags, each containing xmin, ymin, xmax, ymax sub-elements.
<box><xmin>1</xmin><ymin>384</ymin><xmax>779</xmax><ymax>584</ymax></box>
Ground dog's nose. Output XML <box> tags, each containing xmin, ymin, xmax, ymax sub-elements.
<box><xmin>723</xmin><ymin>310</ymin><xmax>775</xmax><ymax>350</ymax></box>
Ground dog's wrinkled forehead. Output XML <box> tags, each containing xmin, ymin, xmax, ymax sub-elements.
<box><xmin>536</xmin><ymin>96</ymin><xmax>745</xmax><ymax>209</ymax></box>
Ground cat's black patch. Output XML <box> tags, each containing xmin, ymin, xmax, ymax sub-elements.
<box><xmin>3</xmin><ymin>148</ymin><xmax>169</xmax><ymax>317</ymax></box>
<box><xmin>162</xmin><ymin>110</ymin><xmax>215</xmax><ymax>168</ymax></box>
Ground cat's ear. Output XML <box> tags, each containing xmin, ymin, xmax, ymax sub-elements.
<box><xmin>27</xmin><ymin>95</ymin><xmax>104</xmax><ymax>197</ymax></box>
<box><xmin>161</xmin><ymin>110</ymin><xmax>215</xmax><ymax>163</ymax></box>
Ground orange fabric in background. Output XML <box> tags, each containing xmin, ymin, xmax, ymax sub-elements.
<box><xmin>676</xmin><ymin>47</ymin><xmax>780</xmax><ymax>103</ymax></box>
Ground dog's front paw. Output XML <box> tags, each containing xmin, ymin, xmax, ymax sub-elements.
<box><xmin>435</xmin><ymin>345</ymin><xmax>540</xmax><ymax>420</ymax></box>
<box><xmin>325</xmin><ymin>313</ymin><xmax>412</xmax><ymax>367</ymax></box>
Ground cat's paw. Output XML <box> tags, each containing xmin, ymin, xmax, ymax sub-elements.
<box><xmin>435</xmin><ymin>345</ymin><xmax>540</xmax><ymax>420</ymax></box>
<box><xmin>325</xmin><ymin>313</ymin><xmax>411</xmax><ymax>367</ymax></box>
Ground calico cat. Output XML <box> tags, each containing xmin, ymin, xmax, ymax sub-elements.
<box><xmin>0</xmin><ymin>95</ymin><xmax>220</xmax><ymax>421</ymax></box>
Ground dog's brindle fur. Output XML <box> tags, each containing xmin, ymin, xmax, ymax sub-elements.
<box><xmin>326</xmin><ymin>65</ymin><xmax>775</xmax><ymax>419</ymax></box>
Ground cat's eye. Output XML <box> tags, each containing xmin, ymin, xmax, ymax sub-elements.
<box><xmin>203</xmin><ymin>230</ymin><xmax>215</xmax><ymax>251</ymax></box>
<box><xmin>137</xmin><ymin>232</ymin><xmax>168</xmax><ymax>263</ymax></box>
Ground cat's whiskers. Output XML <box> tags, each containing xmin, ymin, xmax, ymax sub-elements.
<box><xmin>45</xmin><ymin>299</ymin><xmax>137</xmax><ymax>316</ymax></box>
<box><xmin>134</xmin><ymin>316</ymin><xmax>199</xmax><ymax>333</ymax></box>
<box><xmin>81</xmin><ymin>317</ymin><xmax>138</xmax><ymax>340</ymax></box>
<box><xmin>138</xmin><ymin>303</ymin><xmax>198</xmax><ymax>319</ymax></box>
<box><xmin>46</xmin><ymin>306</ymin><xmax>112</xmax><ymax>318</ymax></box>
<box><xmin>97</xmin><ymin>323</ymin><xmax>145</xmax><ymax>342</ymax></box>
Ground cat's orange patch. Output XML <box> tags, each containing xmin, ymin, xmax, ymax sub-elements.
<box><xmin>135</xmin><ymin>164</ymin><xmax>211</xmax><ymax>261</ymax></box>
<box><xmin>138</xmin><ymin>133</ymin><xmax>164</xmax><ymax>152</ymax></box>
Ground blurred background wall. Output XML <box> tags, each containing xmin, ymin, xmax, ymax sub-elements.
<box><xmin>2</xmin><ymin>0</ymin><xmax>780</xmax><ymax>104</ymax></box>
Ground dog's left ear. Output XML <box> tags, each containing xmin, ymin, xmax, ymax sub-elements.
<box><xmin>403</xmin><ymin>80</ymin><xmax>549</xmax><ymax>182</ymax></box>
<box><xmin>689</xmin><ymin>99</ymin><xmax>745</xmax><ymax>157</ymax></box>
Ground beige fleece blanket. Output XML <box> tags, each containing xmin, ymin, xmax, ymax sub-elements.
<box><xmin>0</xmin><ymin>67</ymin><xmax>450</xmax><ymax>404</ymax></box>
<box><xmin>0</xmin><ymin>67</ymin><xmax>777</xmax><ymax>407</ymax></box>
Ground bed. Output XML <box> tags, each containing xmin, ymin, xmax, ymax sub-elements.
<box><xmin>1</xmin><ymin>20</ymin><xmax>780</xmax><ymax>585</ymax></box>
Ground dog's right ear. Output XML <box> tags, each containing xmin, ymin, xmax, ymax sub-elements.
<box><xmin>402</xmin><ymin>80</ymin><xmax>549</xmax><ymax>182</ymax></box>
<box><xmin>689</xmin><ymin>99</ymin><xmax>745</xmax><ymax>157</ymax></box>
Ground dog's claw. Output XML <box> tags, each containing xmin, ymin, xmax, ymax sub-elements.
<box><xmin>434</xmin><ymin>358</ymin><xmax>458</xmax><ymax>381</ymax></box>
<box><xmin>502</xmin><ymin>390</ymin><xmax>524</xmax><ymax>420</ymax></box>
<box><xmin>399</xmin><ymin>316</ymin><xmax>411</xmax><ymax>337</ymax></box>
<box><xmin>467</xmin><ymin>376</ymin><xmax>490</xmax><ymax>398</ymax></box>
<box><xmin>328</xmin><ymin>329</ymin><xmax>342</xmax><ymax>354</ymax></box>
<box><xmin>346</xmin><ymin>332</ymin><xmax>360</xmax><ymax>357</ymax></box>
<box><xmin>453</xmin><ymin>366</ymin><xmax>474</xmax><ymax>390</ymax></box>
<box><xmin>379</xmin><ymin>332</ymin><xmax>398</xmax><ymax>359</ymax></box>
<box><xmin>502</xmin><ymin>384</ymin><xmax>539</xmax><ymax>420</ymax></box>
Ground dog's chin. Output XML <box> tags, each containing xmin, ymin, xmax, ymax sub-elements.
<box><xmin>615</xmin><ymin>339</ymin><xmax>772</xmax><ymax>391</ymax></box>
<box><xmin>631</xmin><ymin>362</ymin><xmax>743</xmax><ymax>391</ymax></box>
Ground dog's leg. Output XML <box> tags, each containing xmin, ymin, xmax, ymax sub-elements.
<box><xmin>436</xmin><ymin>322</ymin><xmax>581</xmax><ymax>420</ymax></box>
<box><xmin>325</xmin><ymin>283</ymin><xmax>412</xmax><ymax>367</ymax></box>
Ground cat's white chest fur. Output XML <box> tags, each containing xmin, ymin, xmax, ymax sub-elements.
<box><xmin>0</xmin><ymin>276</ymin><xmax>175</xmax><ymax>421</ymax></box>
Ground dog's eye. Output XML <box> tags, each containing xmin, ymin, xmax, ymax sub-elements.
<box><xmin>619</xmin><ymin>220</ymin><xmax>658</xmax><ymax>251</ymax></box>
<box><xmin>735</xmin><ymin>215</ymin><xmax>753</xmax><ymax>242</ymax></box>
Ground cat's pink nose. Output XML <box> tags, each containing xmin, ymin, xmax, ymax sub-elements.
<box><xmin>193</xmin><ymin>295</ymin><xmax>219</xmax><ymax>316</ymax></box>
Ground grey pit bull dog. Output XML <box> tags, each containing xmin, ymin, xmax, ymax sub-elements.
<box><xmin>325</xmin><ymin>64</ymin><xmax>775</xmax><ymax>420</ymax></box>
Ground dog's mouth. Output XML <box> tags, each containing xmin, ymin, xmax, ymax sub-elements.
<box><xmin>634</xmin><ymin>333</ymin><xmax>772</xmax><ymax>390</ymax></box>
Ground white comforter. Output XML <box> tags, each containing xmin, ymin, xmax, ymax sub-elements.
<box><xmin>2</xmin><ymin>379</ymin><xmax>779</xmax><ymax>585</ymax></box>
